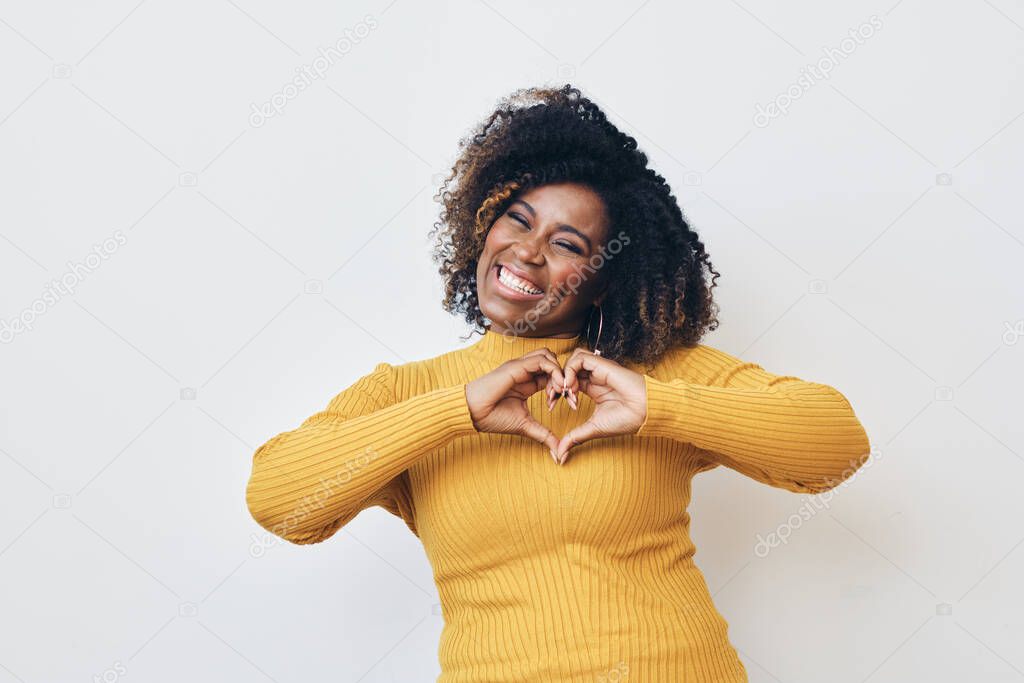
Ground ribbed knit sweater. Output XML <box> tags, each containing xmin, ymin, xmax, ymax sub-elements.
<box><xmin>245</xmin><ymin>329</ymin><xmax>871</xmax><ymax>682</ymax></box>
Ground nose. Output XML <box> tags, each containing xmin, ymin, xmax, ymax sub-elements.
<box><xmin>512</xmin><ymin>232</ymin><xmax>545</xmax><ymax>265</ymax></box>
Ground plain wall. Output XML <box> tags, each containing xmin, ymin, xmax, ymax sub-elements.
<box><xmin>1</xmin><ymin>1</ymin><xmax>1022</xmax><ymax>681</ymax></box>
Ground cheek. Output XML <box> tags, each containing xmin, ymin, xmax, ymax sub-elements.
<box><xmin>476</xmin><ymin>240</ymin><xmax>497</xmax><ymax>274</ymax></box>
<box><xmin>479</xmin><ymin>231</ymin><xmax>507</xmax><ymax>262</ymax></box>
<box><xmin>550</xmin><ymin>263</ymin><xmax>594</xmax><ymax>296</ymax></box>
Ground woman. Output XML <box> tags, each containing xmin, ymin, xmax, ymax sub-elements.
<box><xmin>245</xmin><ymin>84</ymin><xmax>871</xmax><ymax>682</ymax></box>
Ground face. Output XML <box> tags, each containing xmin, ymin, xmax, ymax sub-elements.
<box><xmin>475</xmin><ymin>182</ymin><xmax>611</xmax><ymax>337</ymax></box>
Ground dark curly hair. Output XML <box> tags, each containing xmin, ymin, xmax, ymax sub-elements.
<box><xmin>428</xmin><ymin>83</ymin><xmax>721</xmax><ymax>369</ymax></box>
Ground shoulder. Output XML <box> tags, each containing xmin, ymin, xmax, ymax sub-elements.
<box><xmin>642</xmin><ymin>341</ymin><xmax>752</xmax><ymax>385</ymax></box>
<box><xmin>378</xmin><ymin>344</ymin><xmax>473</xmax><ymax>401</ymax></box>
<box><xmin>339</xmin><ymin>360</ymin><xmax>396</xmax><ymax>406</ymax></box>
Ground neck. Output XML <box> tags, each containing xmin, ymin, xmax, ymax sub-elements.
<box><xmin>469</xmin><ymin>326</ymin><xmax>584</xmax><ymax>362</ymax></box>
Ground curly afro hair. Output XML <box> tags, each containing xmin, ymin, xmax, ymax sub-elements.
<box><xmin>428</xmin><ymin>83</ymin><xmax>721</xmax><ymax>369</ymax></box>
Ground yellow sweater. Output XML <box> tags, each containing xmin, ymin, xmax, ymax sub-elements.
<box><xmin>245</xmin><ymin>329</ymin><xmax>871</xmax><ymax>682</ymax></box>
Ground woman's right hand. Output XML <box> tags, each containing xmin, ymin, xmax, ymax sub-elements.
<box><xmin>465</xmin><ymin>348</ymin><xmax>567</xmax><ymax>462</ymax></box>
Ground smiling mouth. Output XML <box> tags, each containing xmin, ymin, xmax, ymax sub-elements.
<box><xmin>496</xmin><ymin>265</ymin><xmax>544</xmax><ymax>296</ymax></box>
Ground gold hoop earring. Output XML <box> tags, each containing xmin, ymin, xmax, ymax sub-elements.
<box><xmin>586</xmin><ymin>304</ymin><xmax>603</xmax><ymax>356</ymax></box>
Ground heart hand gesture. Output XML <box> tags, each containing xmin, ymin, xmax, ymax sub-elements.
<box><xmin>555</xmin><ymin>348</ymin><xmax>648</xmax><ymax>464</ymax></box>
<box><xmin>465</xmin><ymin>348</ymin><xmax>568</xmax><ymax>461</ymax></box>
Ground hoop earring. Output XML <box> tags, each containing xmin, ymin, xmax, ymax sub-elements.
<box><xmin>586</xmin><ymin>304</ymin><xmax>603</xmax><ymax>356</ymax></box>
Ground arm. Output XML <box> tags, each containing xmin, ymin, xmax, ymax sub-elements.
<box><xmin>245</xmin><ymin>362</ymin><xmax>479</xmax><ymax>545</ymax></box>
<box><xmin>635</xmin><ymin>346</ymin><xmax>871</xmax><ymax>494</ymax></box>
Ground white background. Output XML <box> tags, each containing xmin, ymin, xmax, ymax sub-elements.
<box><xmin>1</xmin><ymin>1</ymin><xmax>1022</xmax><ymax>681</ymax></box>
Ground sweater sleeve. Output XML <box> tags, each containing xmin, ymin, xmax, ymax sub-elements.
<box><xmin>635</xmin><ymin>347</ymin><xmax>871</xmax><ymax>494</ymax></box>
<box><xmin>245</xmin><ymin>362</ymin><xmax>479</xmax><ymax>545</ymax></box>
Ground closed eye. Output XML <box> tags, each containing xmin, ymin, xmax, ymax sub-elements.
<box><xmin>508</xmin><ymin>212</ymin><xmax>583</xmax><ymax>254</ymax></box>
<box><xmin>509</xmin><ymin>211</ymin><xmax>529</xmax><ymax>226</ymax></box>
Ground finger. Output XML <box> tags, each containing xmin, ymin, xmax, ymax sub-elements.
<box><xmin>520</xmin><ymin>417</ymin><xmax>560</xmax><ymax>461</ymax></box>
<box><xmin>543</xmin><ymin>351</ymin><xmax>567</xmax><ymax>393</ymax></box>
<box><xmin>555</xmin><ymin>419</ymin><xmax>604</xmax><ymax>464</ymax></box>
<box><xmin>562</xmin><ymin>350</ymin><xmax>602</xmax><ymax>405</ymax></box>
<box><xmin>528</xmin><ymin>350</ymin><xmax>561</xmax><ymax>409</ymax></box>
<box><xmin>525</xmin><ymin>352</ymin><xmax>568</xmax><ymax>409</ymax></box>
<box><xmin>547</xmin><ymin>373</ymin><xmax>561</xmax><ymax>411</ymax></box>
<box><xmin>535</xmin><ymin>356</ymin><xmax>561</xmax><ymax>411</ymax></box>
<box><xmin>549</xmin><ymin>370</ymin><xmax>572</xmax><ymax>411</ymax></box>
<box><xmin>561</xmin><ymin>348</ymin><xmax>592</xmax><ymax>393</ymax></box>
<box><xmin>519</xmin><ymin>349</ymin><xmax>566</xmax><ymax>385</ymax></box>
<box><xmin>537</xmin><ymin>356</ymin><xmax>568</xmax><ymax>405</ymax></box>
<box><xmin>513</xmin><ymin>353</ymin><xmax>566</xmax><ymax>396</ymax></box>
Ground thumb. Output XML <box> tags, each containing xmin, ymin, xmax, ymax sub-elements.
<box><xmin>520</xmin><ymin>417</ymin><xmax>560</xmax><ymax>462</ymax></box>
<box><xmin>555</xmin><ymin>420</ymin><xmax>603</xmax><ymax>465</ymax></box>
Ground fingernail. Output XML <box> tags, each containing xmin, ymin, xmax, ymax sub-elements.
<box><xmin>550</xmin><ymin>449</ymin><xmax>558</xmax><ymax>463</ymax></box>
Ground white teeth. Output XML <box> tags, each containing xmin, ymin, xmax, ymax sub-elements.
<box><xmin>498</xmin><ymin>266</ymin><xmax>542</xmax><ymax>295</ymax></box>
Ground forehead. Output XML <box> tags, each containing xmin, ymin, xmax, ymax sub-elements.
<box><xmin>514</xmin><ymin>182</ymin><xmax>609</xmax><ymax>237</ymax></box>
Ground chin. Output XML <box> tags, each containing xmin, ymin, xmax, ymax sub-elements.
<box><xmin>480</xmin><ymin>300</ymin><xmax>514</xmax><ymax>322</ymax></box>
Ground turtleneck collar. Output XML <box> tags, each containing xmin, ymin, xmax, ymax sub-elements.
<box><xmin>468</xmin><ymin>327</ymin><xmax>585</xmax><ymax>362</ymax></box>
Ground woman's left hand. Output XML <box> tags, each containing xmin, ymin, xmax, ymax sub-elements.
<box><xmin>555</xmin><ymin>348</ymin><xmax>648</xmax><ymax>465</ymax></box>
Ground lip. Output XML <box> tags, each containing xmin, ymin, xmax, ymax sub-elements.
<box><xmin>499</xmin><ymin>262</ymin><xmax>544</xmax><ymax>290</ymax></box>
<box><xmin>491</xmin><ymin>264</ymin><xmax>545</xmax><ymax>301</ymax></box>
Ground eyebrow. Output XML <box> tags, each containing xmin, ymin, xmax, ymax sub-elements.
<box><xmin>511</xmin><ymin>199</ymin><xmax>593</xmax><ymax>251</ymax></box>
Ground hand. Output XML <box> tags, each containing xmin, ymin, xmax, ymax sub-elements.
<box><xmin>555</xmin><ymin>348</ymin><xmax>648</xmax><ymax>465</ymax></box>
<box><xmin>465</xmin><ymin>349</ymin><xmax>569</xmax><ymax>462</ymax></box>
